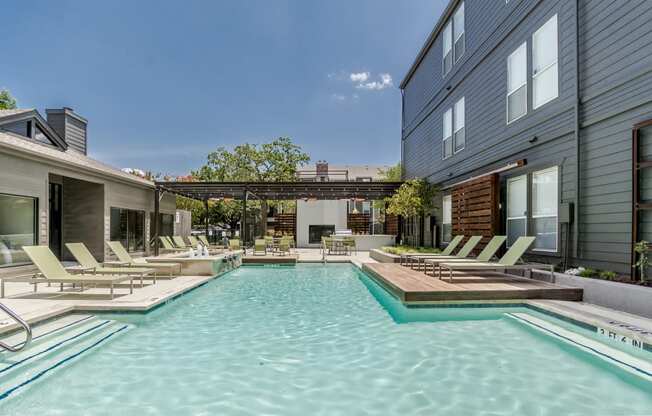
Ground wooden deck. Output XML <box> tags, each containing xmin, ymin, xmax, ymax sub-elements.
<box><xmin>242</xmin><ymin>255</ymin><xmax>298</xmax><ymax>265</ymax></box>
<box><xmin>362</xmin><ymin>263</ymin><xmax>583</xmax><ymax>303</ymax></box>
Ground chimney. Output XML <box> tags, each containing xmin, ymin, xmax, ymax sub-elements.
<box><xmin>46</xmin><ymin>107</ymin><xmax>88</xmax><ymax>154</ymax></box>
<box><xmin>316</xmin><ymin>160</ymin><xmax>329</xmax><ymax>177</ymax></box>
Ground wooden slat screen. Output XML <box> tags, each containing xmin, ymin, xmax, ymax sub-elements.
<box><xmin>274</xmin><ymin>213</ymin><xmax>296</xmax><ymax>236</ymax></box>
<box><xmin>451</xmin><ymin>173</ymin><xmax>500</xmax><ymax>252</ymax></box>
<box><xmin>347</xmin><ymin>213</ymin><xmax>371</xmax><ymax>234</ymax></box>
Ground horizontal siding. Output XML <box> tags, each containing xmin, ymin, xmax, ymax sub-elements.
<box><xmin>65</xmin><ymin>117</ymin><xmax>87</xmax><ymax>154</ymax></box>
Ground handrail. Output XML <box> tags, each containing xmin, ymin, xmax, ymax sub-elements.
<box><xmin>0</xmin><ymin>302</ymin><xmax>33</xmax><ymax>352</ymax></box>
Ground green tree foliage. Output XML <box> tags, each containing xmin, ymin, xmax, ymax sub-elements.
<box><xmin>379</xmin><ymin>162</ymin><xmax>402</xmax><ymax>181</ymax></box>
<box><xmin>192</xmin><ymin>137</ymin><xmax>310</xmax><ymax>182</ymax></box>
<box><xmin>0</xmin><ymin>89</ymin><xmax>17</xmax><ymax>110</ymax></box>
<box><xmin>385</xmin><ymin>179</ymin><xmax>439</xmax><ymax>218</ymax></box>
<box><xmin>189</xmin><ymin>137</ymin><xmax>310</xmax><ymax>231</ymax></box>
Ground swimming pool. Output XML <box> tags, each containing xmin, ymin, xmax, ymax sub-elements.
<box><xmin>2</xmin><ymin>264</ymin><xmax>651</xmax><ymax>415</ymax></box>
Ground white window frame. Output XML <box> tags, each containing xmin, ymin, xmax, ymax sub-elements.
<box><xmin>506</xmin><ymin>42</ymin><xmax>528</xmax><ymax>124</ymax></box>
<box><xmin>453</xmin><ymin>2</ymin><xmax>465</xmax><ymax>63</ymax></box>
<box><xmin>454</xmin><ymin>97</ymin><xmax>465</xmax><ymax>153</ymax></box>
<box><xmin>532</xmin><ymin>14</ymin><xmax>559</xmax><ymax>109</ymax></box>
<box><xmin>442</xmin><ymin>108</ymin><xmax>453</xmax><ymax>159</ymax></box>
<box><xmin>442</xmin><ymin>194</ymin><xmax>452</xmax><ymax>243</ymax></box>
<box><xmin>442</xmin><ymin>21</ymin><xmax>453</xmax><ymax>77</ymax></box>
<box><xmin>506</xmin><ymin>174</ymin><xmax>527</xmax><ymax>248</ymax></box>
<box><xmin>531</xmin><ymin>166</ymin><xmax>558</xmax><ymax>252</ymax></box>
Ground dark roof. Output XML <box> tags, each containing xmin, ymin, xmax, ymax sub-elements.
<box><xmin>156</xmin><ymin>181</ymin><xmax>403</xmax><ymax>201</ymax></box>
<box><xmin>0</xmin><ymin>108</ymin><xmax>68</xmax><ymax>150</ymax></box>
<box><xmin>399</xmin><ymin>0</ymin><xmax>460</xmax><ymax>89</ymax></box>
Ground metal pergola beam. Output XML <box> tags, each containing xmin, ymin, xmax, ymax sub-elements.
<box><xmin>155</xmin><ymin>181</ymin><xmax>403</xmax><ymax>202</ymax></box>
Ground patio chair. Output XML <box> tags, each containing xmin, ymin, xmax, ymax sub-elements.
<box><xmin>229</xmin><ymin>239</ymin><xmax>241</xmax><ymax>251</ymax></box>
<box><xmin>21</xmin><ymin>246</ymin><xmax>134</xmax><ymax>300</ymax></box>
<box><xmin>438</xmin><ymin>236</ymin><xmax>546</xmax><ymax>281</ymax></box>
<box><xmin>187</xmin><ymin>235</ymin><xmax>200</xmax><ymax>248</ymax></box>
<box><xmin>159</xmin><ymin>236</ymin><xmax>186</xmax><ymax>253</ymax></box>
<box><xmin>172</xmin><ymin>236</ymin><xmax>191</xmax><ymax>249</ymax></box>
<box><xmin>253</xmin><ymin>239</ymin><xmax>267</xmax><ymax>256</ymax></box>
<box><xmin>401</xmin><ymin>235</ymin><xmax>464</xmax><ymax>268</ymax></box>
<box><xmin>65</xmin><ymin>242</ymin><xmax>156</xmax><ymax>285</ymax></box>
<box><xmin>412</xmin><ymin>235</ymin><xmax>483</xmax><ymax>271</ymax></box>
<box><xmin>424</xmin><ymin>236</ymin><xmax>506</xmax><ymax>276</ymax></box>
<box><xmin>277</xmin><ymin>238</ymin><xmax>291</xmax><ymax>256</ymax></box>
<box><xmin>343</xmin><ymin>237</ymin><xmax>357</xmax><ymax>255</ymax></box>
<box><xmin>198</xmin><ymin>235</ymin><xmax>225</xmax><ymax>249</ymax></box>
<box><xmin>105</xmin><ymin>241</ymin><xmax>181</xmax><ymax>277</ymax></box>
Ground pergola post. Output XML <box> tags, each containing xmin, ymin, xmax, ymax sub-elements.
<box><xmin>153</xmin><ymin>187</ymin><xmax>160</xmax><ymax>256</ymax></box>
<box><xmin>204</xmin><ymin>199</ymin><xmax>209</xmax><ymax>243</ymax></box>
<box><xmin>242</xmin><ymin>190</ymin><xmax>248</xmax><ymax>245</ymax></box>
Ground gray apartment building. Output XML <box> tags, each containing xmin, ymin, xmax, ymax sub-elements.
<box><xmin>400</xmin><ymin>0</ymin><xmax>652</xmax><ymax>275</ymax></box>
<box><xmin>0</xmin><ymin>107</ymin><xmax>176</xmax><ymax>270</ymax></box>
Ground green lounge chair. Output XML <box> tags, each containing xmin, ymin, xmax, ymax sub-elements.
<box><xmin>172</xmin><ymin>236</ymin><xmax>191</xmax><ymax>249</ymax></box>
<box><xmin>412</xmin><ymin>235</ymin><xmax>483</xmax><ymax>271</ymax></box>
<box><xmin>438</xmin><ymin>236</ymin><xmax>549</xmax><ymax>281</ymax></box>
<box><xmin>277</xmin><ymin>237</ymin><xmax>291</xmax><ymax>256</ymax></box>
<box><xmin>159</xmin><ymin>236</ymin><xmax>186</xmax><ymax>253</ymax></box>
<box><xmin>105</xmin><ymin>241</ymin><xmax>181</xmax><ymax>277</ymax></box>
<box><xmin>229</xmin><ymin>239</ymin><xmax>241</xmax><ymax>251</ymax></box>
<box><xmin>424</xmin><ymin>236</ymin><xmax>507</xmax><ymax>276</ymax></box>
<box><xmin>401</xmin><ymin>235</ymin><xmax>465</xmax><ymax>268</ymax></box>
<box><xmin>65</xmin><ymin>242</ymin><xmax>156</xmax><ymax>285</ymax></box>
<box><xmin>187</xmin><ymin>235</ymin><xmax>200</xmax><ymax>248</ymax></box>
<box><xmin>253</xmin><ymin>239</ymin><xmax>267</xmax><ymax>256</ymax></box>
<box><xmin>22</xmin><ymin>246</ymin><xmax>134</xmax><ymax>299</ymax></box>
<box><xmin>198</xmin><ymin>235</ymin><xmax>224</xmax><ymax>249</ymax></box>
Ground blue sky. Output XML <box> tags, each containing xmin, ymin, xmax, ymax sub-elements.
<box><xmin>2</xmin><ymin>0</ymin><xmax>446</xmax><ymax>176</ymax></box>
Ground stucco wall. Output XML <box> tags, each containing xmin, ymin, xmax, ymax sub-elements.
<box><xmin>296</xmin><ymin>200</ymin><xmax>347</xmax><ymax>247</ymax></box>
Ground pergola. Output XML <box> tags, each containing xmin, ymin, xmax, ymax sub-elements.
<box><xmin>152</xmin><ymin>180</ymin><xmax>403</xmax><ymax>253</ymax></box>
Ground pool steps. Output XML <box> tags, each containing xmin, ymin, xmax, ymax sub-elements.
<box><xmin>0</xmin><ymin>314</ymin><xmax>131</xmax><ymax>400</ymax></box>
<box><xmin>507</xmin><ymin>312</ymin><xmax>652</xmax><ymax>381</ymax></box>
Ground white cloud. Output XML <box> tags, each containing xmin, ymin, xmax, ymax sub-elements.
<box><xmin>349</xmin><ymin>72</ymin><xmax>370</xmax><ymax>82</ymax></box>
<box><xmin>330</xmin><ymin>93</ymin><xmax>347</xmax><ymax>101</ymax></box>
<box><xmin>356</xmin><ymin>73</ymin><xmax>393</xmax><ymax>91</ymax></box>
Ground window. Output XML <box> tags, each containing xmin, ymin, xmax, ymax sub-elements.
<box><xmin>443</xmin><ymin>108</ymin><xmax>453</xmax><ymax>159</ymax></box>
<box><xmin>110</xmin><ymin>207</ymin><xmax>145</xmax><ymax>252</ymax></box>
<box><xmin>507</xmin><ymin>42</ymin><xmax>527</xmax><ymax>123</ymax></box>
<box><xmin>532</xmin><ymin>167</ymin><xmax>558</xmax><ymax>251</ymax></box>
<box><xmin>506</xmin><ymin>175</ymin><xmax>527</xmax><ymax>247</ymax></box>
<box><xmin>454</xmin><ymin>97</ymin><xmax>465</xmax><ymax>152</ymax></box>
<box><xmin>453</xmin><ymin>2</ymin><xmax>465</xmax><ymax>62</ymax></box>
<box><xmin>532</xmin><ymin>15</ymin><xmax>558</xmax><ymax>109</ymax></box>
<box><xmin>442</xmin><ymin>21</ymin><xmax>453</xmax><ymax>76</ymax></box>
<box><xmin>442</xmin><ymin>195</ymin><xmax>452</xmax><ymax>243</ymax></box>
<box><xmin>150</xmin><ymin>213</ymin><xmax>174</xmax><ymax>237</ymax></box>
<box><xmin>0</xmin><ymin>193</ymin><xmax>37</xmax><ymax>267</ymax></box>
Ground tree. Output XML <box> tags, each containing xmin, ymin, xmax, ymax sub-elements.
<box><xmin>385</xmin><ymin>179</ymin><xmax>438</xmax><ymax>218</ymax></box>
<box><xmin>191</xmin><ymin>137</ymin><xmax>310</xmax><ymax>234</ymax></box>
<box><xmin>0</xmin><ymin>89</ymin><xmax>17</xmax><ymax>110</ymax></box>
<box><xmin>379</xmin><ymin>162</ymin><xmax>402</xmax><ymax>181</ymax></box>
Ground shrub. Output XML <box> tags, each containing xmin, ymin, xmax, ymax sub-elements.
<box><xmin>598</xmin><ymin>270</ymin><xmax>617</xmax><ymax>280</ymax></box>
<box><xmin>578</xmin><ymin>268</ymin><xmax>598</xmax><ymax>278</ymax></box>
<box><xmin>381</xmin><ymin>245</ymin><xmax>440</xmax><ymax>255</ymax></box>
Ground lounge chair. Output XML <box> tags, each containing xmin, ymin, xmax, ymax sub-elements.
<box><xmin>401</xmin><ymin>235</ymin><xmax>464</xmax><ymax>268</ymax></box>
<box><xmin>253</xmin><ymin>239</ymin><xmax>267</xmax><ymax>256</ymax></box>
<box><xmin>229</xmin><ymin>239</ymin><xmax>241</xmax><ymax>251</ymax></box>
<box><xmin>412</xmin><ymin>235</ymin><xmax>483</xmax><ymax>271</ymax></box>
<box><xmin>65</xmin><ymin>242</ymin><xmax>157</xmax><ymax>285</ymax></box>
<box><xmin>189</xmin><ymin>235</ymin><xmax>223</xmax><ymax>254</ymax></box>
<box><xmin>21</xmin><ymin>246</ymin><xmax>134</xmax><ymax>299</ymax></box>
<box><xmin>172</xmin><ymin>236</ymin><xmax>192</xmax><ymax>249</ymax></box>
<box><xmin>159</xmin><ymin>236</ymin><xmax>186</xmax><ymax>253</ymax></box>
<box><xmin>277</xmin><ymin>238</ymin><xmax>291</xmax><ymax>256</ymax></box>
<box><xmin>424</xmin><ymin>236</ymin><xmax>506</xmax><ymax>276</ymax></box>
<box><xmin>198</xmin><ymin>235</ymin><xmax>225</xmax><ymax>249</ymax></box>
<box><xmin>438</xmin><ymin>236</ymin><xmax>549</xmax><ymax>281</ymax></box>
<box><xmin>105</xmin><ymin>241</ymin><xmax>181</xmax><ymax>277</ymax></box>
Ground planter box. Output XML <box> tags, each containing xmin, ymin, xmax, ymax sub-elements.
<box><xmin>530</xmin><ymin>270</ymin><xmax>652</xmax><ymax>319</ymax></box>
<box><xmin>369</xmin><ymin>249</ymin><xmax>401</xmax><ymax>263</ymax></box>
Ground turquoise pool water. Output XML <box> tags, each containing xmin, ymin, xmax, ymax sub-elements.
<box><xmin>2</xmin><ymin>264</ymin><xmax>652</xmax><ymax>415</ymax></box>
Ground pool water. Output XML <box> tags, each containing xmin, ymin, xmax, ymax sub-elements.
<box><xmin>2</xmin><ymin>264</ymin><xmax>651</xmax><ymax>415</ymax></box>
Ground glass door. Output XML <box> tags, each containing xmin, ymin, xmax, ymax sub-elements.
<box><xmin>49</xmin><ymin>182</ymin><xmax>62</xmax><ymax>259</ymax></box>
<box><xmin>506</xmin><ymin>175</ymin><xmax>527</xmax><ymax>247</ymax></box>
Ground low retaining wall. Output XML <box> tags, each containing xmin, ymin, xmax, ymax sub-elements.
<box><xmin>369</xmin><ymin>249</ymin><xmax>401</xmax><ymax>263</ymax></box>
<box><xmin>531</xmin><ymin>270</ymin><xmax>652</xmax><ymax>319</ymax></box>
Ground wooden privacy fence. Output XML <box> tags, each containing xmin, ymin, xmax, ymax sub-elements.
<box><xmin>451</xmin><ymin>173</ymin><xmax>500</xmax><ymax>252</ymax></box>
